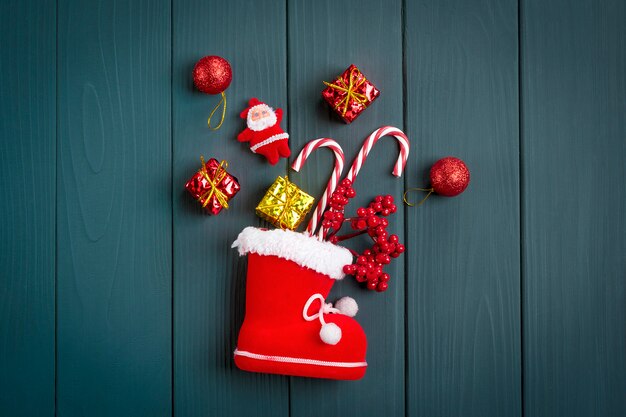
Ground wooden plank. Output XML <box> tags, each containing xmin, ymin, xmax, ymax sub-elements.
<box><xmin>172</xmin><ymin>1</ymin><xmax>289</xmax><ymax>416</ymax></box>
<box><xmin>521</xmin><ymin>1</ymin><xmax>626</xmax><ymax>415</ymax></box>
<box><xmin>287</xmin><ymin>0</ymin><xmax>405</xmax><ymax>415</ymax></box>
<box><xmin>0</xmin><ymin>0</ymin><xmax>56</xmax><ymax>415</ymax></box>
<box><xmin>404</xmin><ymin>1</ymin><xmax>521</xmax><ymax>416</ymax></box>
<box><xmin>56</xmin><ymin>0</ymin><xmax>172</xmax><ymax>415</ymax></box>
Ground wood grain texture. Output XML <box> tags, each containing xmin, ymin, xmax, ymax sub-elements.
<box><xmin>0</xmin><ymin>0</ymin><xmax>56</xmax><ymax>415</ymax></box>
<box><xmin>521</xmin><ymin>1</ymin><xmax>626</xmax><ymax>416</ymax></box>
<box><xmin>404</xmin><ymin>1</ymin><xmax>521</xmax><ymax>416</ymax></box>
<box><xmin>287</xmin><ymin>0</ymin><xmax>405</xmax><ymax>415</ymax></box>
<box><xmin>56</xmin><ymin>0</ymin><xmax>172</xmax><ymax>415</ymax></box>
<box><xmin>172</xmin><ymin>1</ymin><xmax>289</xmax><ymax>416</ymax></box>
<box><xmin>2</xmin><ymin>0</ymin><xmax>626</xmax><ymax>415</ymax></box>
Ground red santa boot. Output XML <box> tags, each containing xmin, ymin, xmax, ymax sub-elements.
<box><xmin>232</xmin><ymin>227</ymin><xmax>367</xmax><ymax>380</ymax></box>
<box><xmin>237</xmin><ymin>98</ymin><xmax>291</xmax><ymax>165</ymax></box>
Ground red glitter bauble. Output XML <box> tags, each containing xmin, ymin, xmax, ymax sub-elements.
<box><xmin>193</xmin><ymin>56</ymin><xmax>232</xmax><ymax>95</ymax></box>
<box><xmin>430</xmin><ymin>157</ymin><xmax>470</xmax><ymax>197</ymax></box>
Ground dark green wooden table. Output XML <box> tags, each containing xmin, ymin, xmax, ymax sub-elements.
<box><xmin>1</xmin><ymin>0</ymin><xmax>624</xmax><ymax>416</ymax></box>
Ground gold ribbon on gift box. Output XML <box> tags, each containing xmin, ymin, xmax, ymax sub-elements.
<box><xmin>198</xmin><ymin>156</ymin><xmax>230</xmax><ymax>209</ymax></box>
<box><xmin>256</xmin><ymin>176</ymin><xmax>315</xmax><ymax>230</ymax></box>
<box><xmin>323</xmin><ymin>66</ymin><xmax>369</xmax><ymax>116</ymax></box>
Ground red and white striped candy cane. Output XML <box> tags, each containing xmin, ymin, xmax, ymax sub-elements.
<box><xmin>291</xmin><ymin>138</ymin><xmax>345</xmax><ymax>238</ymax></box>
<box><xmin>345</xmin><ymin>126</ymin><xmax>410</xmax><ymax>184</ymax></box>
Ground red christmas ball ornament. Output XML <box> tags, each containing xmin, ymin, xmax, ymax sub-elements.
<box><xmin>193</xmin><ymin>55</ymin><xmax>232</xmax><ymax>94</ymax></box>
<box><xmin>193</xmin><ymin>55</ymin><xmax>232</xmax><ymax>130</ymax></box>
<box><xmin>403</xmin><ymin>156</ymin><xmax>470</xmax><ymax>206</ymax></box>
<box><xmin>429</xmin><ymin>156</ymin><xmax>470</xmax><ymax>196</ymax></box>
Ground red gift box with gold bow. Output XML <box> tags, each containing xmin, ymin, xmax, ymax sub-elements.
<box><xmin>185</xmin><ymin>157</ymin><xmax>240</xmax><ymax>215</ymax></box>
<box><xmin>322</xmin><ymin>64</ymin><xmax>380</xmax><ymax>123</ymax></box>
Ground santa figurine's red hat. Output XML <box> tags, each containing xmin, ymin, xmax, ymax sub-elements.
<box><xmin>239</xmin><ymin>97</ymin><xmax>264</xmax><ymax>118</ymax></box>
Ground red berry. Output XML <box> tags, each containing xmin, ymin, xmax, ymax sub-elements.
<box><xmin>329</xmin><ymin>235</ymin><xmax>339</xmax><ymax>244</ymax></box>
<box><xmin>344</xmin><ymin>264</ymin><xmax>356</xmax><ymax>274</ymax></box>
<box><xmin>356</xmin><ymin>219</ymin><xmax>367</xmax><ymax>229</ymax></box>
<box><xmin>367</xmin><ymin>216</ymin><xmax>380</xmax><ymax>227</ymax></box>
<box><xmin>366</xmin><ymin>208</ymin><xmax>375</xmax><ymax>216</ymax></box>
<box><xmin>335</xmin><ymin>186</ymin><xmax>345</xmax><ymax>195</ymax></box>
<box><xmin>371</xmin><ymin>202</ymin><xmax>383</xmax><ymax>212</ymax></box>
<box><xmin>356</xmin><ymin>266</ymin><xmax>367</xmax><ymax>276</ymax></box>
<box><xmin>380</xmin><ymin>218</ymin><xmax>389</xmax><ymax>227</ymax></box>
<box><xmin>389</xmin><ymin>205</ymin><xmax>397</xmax><ymax>213</ymax></box>
<box><xmin>376</xmin><ymin>282</ymin><xmax>389</xmax><ymax>292</ymax></box>
<box><xmin>357</xmin><ymin>208</ymin><xmax>367</xmax><ymax>217</ymax></box>
<box><xmin>389</xmin><ymin>234</ymin><xmax>399</xmax><ymax>244</ymax></box>
<box><xmin>356</xmin><ymin>274</ymin><xmax>368</xmax><ymax>282</ymax></box>
<box><xmin>367</xmin><ymin>280</ymin><xmax>378</xmax><ymax>290</ymax></box>
<box><xmin>390</xmin><ymin>252</ymin><xmax>400</xmax><ymax>258</ymax></box>
<box><xmin>357</xmin><ymin>256</ymin><xmax>368</xmax><ymax>265</ymax></box>
<box><xmin>395</xmin><ymin>244</ymin><xmax>405</xmax><ymax>253</ymax></box>
<box><xmin>375</xmin><ymin>196</ymin><xmax>383</xmax><ymax>202</ymax></box>
<box><xmin>345</xmin><ymin>188</ymin><xmax>356</xmax><ymax>198</ymax></box>
<box><xmin>378</xmin><ymin>243</ymin><xmax>391</xmax><ymax>254</ymax></box>
<box><xmin>376</xmin><ymin>254</ymin><xmax>391</xmax><ymax>264</ymax></box>
<box><xmin>341</xmin><ymin>179</ymin><xmax>352</xmax><ymax>187</ymax></box>
<box><xmin>363</xmin><ymin>249</ymin><xmax>372</xmax><ymax>256</ymax></box>
<box><xmin>379</xmin><ymin>273</ymin><xmax>390</xmax><ymax>282</ymax></box>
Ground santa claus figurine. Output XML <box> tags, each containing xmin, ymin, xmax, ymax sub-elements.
<box><xmin>238</xmin><ymin>98</ymin><xmax>291</xmax><ymax>165</ymax></box>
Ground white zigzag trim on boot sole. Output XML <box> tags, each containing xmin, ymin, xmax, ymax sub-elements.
<box><xmin>234</xmin><ymin>349</ymin><xmax>367</xmax><ymax>368</ymax></box>
<box><xmin>231</xmin><ymin>227</ymin><xmax>353</xmax><ymax>280</ymax></box>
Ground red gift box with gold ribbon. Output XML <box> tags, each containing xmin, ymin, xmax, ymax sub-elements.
<box><xmin>322</xmin><ymin>64</ymin><xmax>380</xmax><ymax>123</ymax></box>
<box><xmin>185</xmin><ymin>157</ymin><xmax>240</xmax><ymax>215</ymax></box>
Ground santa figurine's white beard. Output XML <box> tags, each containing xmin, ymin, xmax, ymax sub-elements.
<box><xmin>247</xmin><ymin>107</ymin><xmax>277</xmax><ymax>131</ymax></box>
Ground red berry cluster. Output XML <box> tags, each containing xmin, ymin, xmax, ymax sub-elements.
<box><xmin>341</xmin><ymin>196</ymin><xmax>405</xmax><ymax>292</ymax></box>
<box><xmin>321</xmin><ymin>181</ymin><xmax>405</xmax><ymax>292</ymax></box>
<box><xmin>321</xmin><ymin>179</ymin><xmax>355</xmax><ymax>231</ymax></box>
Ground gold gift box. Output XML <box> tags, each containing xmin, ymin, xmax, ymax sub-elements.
<box><xmin>256</xmin><ymin>176</ymin><xmax>315</xmax><ymax>230</ymax></box>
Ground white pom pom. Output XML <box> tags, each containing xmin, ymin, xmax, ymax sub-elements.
<box><xmin>319</xmin><ymin>323</ymin><xmax>342</xmax><ymax>345</ymax></box>
<box><xmin>334</xmin><ymin>296</ymin><xmax>358</xmax><ymax>317</ymax></box>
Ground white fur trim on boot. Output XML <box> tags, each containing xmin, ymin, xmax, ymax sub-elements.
<box><xmin>334</xmin><ymin>297</ymin><xmax>358</xmax><ymax>317</ymax></box>
<box><xmin>232</xmin><ymin>227</ymin><xmax>353</xmax><ymax>280</ymax></box>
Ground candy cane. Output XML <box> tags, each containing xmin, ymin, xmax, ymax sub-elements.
<box><xmin>345</xmin><ymin>126</ymin><xmax>410</xmax><ymax>184</ymax></box>
<box><xmin>291</xmin><ymin>138</ymin><xmax>345</xmax><ymax>239</ymax></box>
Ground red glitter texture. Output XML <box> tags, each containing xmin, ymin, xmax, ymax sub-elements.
<box><xmin>193</xmin><ymin>56</ymin><xmax>232</xmax><ymax>95</ymax></box>
<box><xmin>430</xmin><ymin>157</ymin><xmax>470</xmax><ymax>197</ymax></box>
